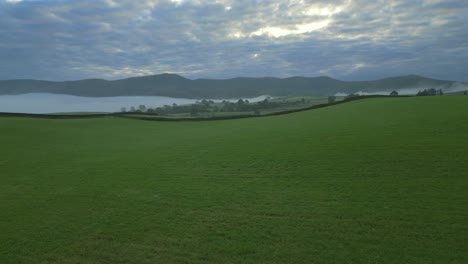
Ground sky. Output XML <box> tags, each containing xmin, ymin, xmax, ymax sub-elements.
<box><xmin>0</xmin><ymin>0</ymin><xmax>467</xmax><ymax>81</ymax></box>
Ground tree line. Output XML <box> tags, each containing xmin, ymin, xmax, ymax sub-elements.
<box><xmin>416</xmin><ymin>88</ymin><xmax>444</xmax><ymax>96</ymax></box>
<box><xmin>120</xmin><ymin>98</ymin><xmax>316</xmax><ymax>116</ymax></box>
<box><xmin>339</xmin><ymin>88</ymin><xmax>445</xmax><ymax>98</ymax></box>
<box><xmin>119</xmin><ymin>88</ymin><xmax>450</xmax><ymax>116</ymax></box>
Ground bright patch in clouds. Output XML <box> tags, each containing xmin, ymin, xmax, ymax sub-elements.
<box><xmin>5</xmin><ymin>0</ymin><xmax>22</xmax><ymax>3</ymax></box>
<box><xmin>228</xmin><ymin>31</ymin><xmax>245</xmax><ymax>39</ymax></box>
<box><xmin>303</xmin><ymin>4</ymin><xmax>346</xmax><ymax>16</ymax></box>
<box><xmin>105</xmin><ymin>0</ymin><xmax>118</xmax><ymax>7</ymax></box>
<box><xmin>170</xmin><ymin>0</ymin><xmax>184</xmax><ymax>5</ymax></box>
<box><xmin>250</xmin><ymin>20</ymin><xmax>330</xmax><ymax>38</ymax></box>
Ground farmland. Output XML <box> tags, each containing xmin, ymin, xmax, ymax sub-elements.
<box><xmin>0</xmin><ymin>96</ymin><xmax>467</xmax><ymax>263</ymax></box>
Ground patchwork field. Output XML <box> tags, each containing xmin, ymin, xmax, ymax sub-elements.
<box><xmin>0</xmin><ymin>96</ymin><xmax>467</xmax><ymax>263</ymax></box>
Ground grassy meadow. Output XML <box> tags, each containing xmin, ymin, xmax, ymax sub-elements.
<box><xmin>0</xmin><ymin>96</ymin><xmax>467</xmax><ymax>263</ymax></box>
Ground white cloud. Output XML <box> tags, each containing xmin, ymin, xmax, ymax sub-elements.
<box><xmin>250</xmin><ymin>20</ymin><xmax>330</xmax><ymax>38</ymax></box>
<box><xmin>228</xmin><ymin>31</ymin><xmax>245</xmax><ymax>39</ymax></box>
<box><xmin>303</xmin><ymin>3</ymin><xmax>348</xmax><ymax>16</ymax></box>
<box><xmin>170</xmin><ymin>0</ymin><xmax>184</xmax><ymax>5</ymax></box>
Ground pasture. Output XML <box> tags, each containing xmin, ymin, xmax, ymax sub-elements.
<box><xmin>0</xmin><ymin>96</ymin><xmax>467</xmax><ymax>263</ymax></box>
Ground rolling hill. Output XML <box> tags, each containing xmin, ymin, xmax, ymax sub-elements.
<box><xmin>0</xmin><ymin>74</ymin><xmax>464</xmax><ymax>98</ymax></box>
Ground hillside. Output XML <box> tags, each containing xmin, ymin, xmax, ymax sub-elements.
<box><xmin>0</xmin><ymin>96</ymin><xmax>467</xmax><ymax>263</ymax></box>
<box><xmin>0</xmin><ymin>74</ymin><xmax>464</xmax><ymax>98</ymax></box>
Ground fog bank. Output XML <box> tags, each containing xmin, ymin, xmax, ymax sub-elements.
<box><xmin>0</xmin><ymin>93</ymin><xmax>270</xmax><ymax>114</ymax></box>
<box><xmin>335</xmin><ymin>83</ymin><xmax>468</xmax><ymax>96</ymax></box>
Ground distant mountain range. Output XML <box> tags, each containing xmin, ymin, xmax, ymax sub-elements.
<box><xmin>0</xmin><ymin>74</ymin><xmax>465</xmax><ymax>98</ymax></box>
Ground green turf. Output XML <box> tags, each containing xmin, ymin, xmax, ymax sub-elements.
<box><xmin>0</xmin><ymin>96</ymin><xmax>467</xmax><ymax>263</ymax></box>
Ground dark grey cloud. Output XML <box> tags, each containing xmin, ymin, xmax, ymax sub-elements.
<box><xmin>0</xmin><ymin>0</ymin><xmax>467</xmax><ymax>81</ymax></box>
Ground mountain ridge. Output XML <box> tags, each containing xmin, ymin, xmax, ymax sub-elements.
<box><xmin>0</xmin><ymin>74</ymin><xmax>465</xmax><ymax>98</ymax></box>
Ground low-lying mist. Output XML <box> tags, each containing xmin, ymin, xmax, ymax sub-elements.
<box><xmin>335</xmin><ymin>83</ymin><xmax>468</xmax><ymax>96</ymax></box>
<box><xmin>0</xmin><ymin>93</ymin><xmax>271</xmax><ymax>114</ymax></box>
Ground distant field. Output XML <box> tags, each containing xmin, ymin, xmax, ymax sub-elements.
<box><xmin>0</xmin><ymin>96</ymin><xmax>467</xmax><ymax>263</ymax></box>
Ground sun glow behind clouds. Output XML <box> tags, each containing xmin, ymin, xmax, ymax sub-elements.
<box><xmin>250</xmin><ymin>20</ymin><xmax>330</xmax><ymax>38</ymax></box>
<box><xmin>303</xmin><ymin>5</ymin><xmax>345</xmax><ymax>16</ymax></box>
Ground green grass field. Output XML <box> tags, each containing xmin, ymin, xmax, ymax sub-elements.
<box><xmin>1</xmin><ymin>96</ymin><xmax>467</xmax><ymax>263</ymax></box>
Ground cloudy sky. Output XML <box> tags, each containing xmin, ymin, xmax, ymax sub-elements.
<box><xmin>0</xmin><ymin>0</ymin><xmax>467</xmax><ymax>81</ymax></box>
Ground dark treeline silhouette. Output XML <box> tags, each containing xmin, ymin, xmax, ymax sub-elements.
<box><xmin>416</xmin><ymin>88</ymin><xmax>444</xmax><ymax>96</ymax></box>
<box><xmin>344</xmin><ymin>90</ymin><xmax>399</xmax><ymax>99</ymax></box>
<box><xmin>122</xmin><ymin>97</ymin><xmax>314</xmax><ymax>116</ymax></box>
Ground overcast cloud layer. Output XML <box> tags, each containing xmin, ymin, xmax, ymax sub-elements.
<box><xmin>1</xmin><ymin>0</ymin><xmax>467</xmax><ymax>81</ymax></box>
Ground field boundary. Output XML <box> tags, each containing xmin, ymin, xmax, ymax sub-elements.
<box><xmin>0</xmin><ymin>111</ymin><xmax>159</xmax><ymax>119</ymax></box>
<box><xmin>120</xmin><ymin>95</ymin><xmax>409</xmax><ymax>121</ymax></box>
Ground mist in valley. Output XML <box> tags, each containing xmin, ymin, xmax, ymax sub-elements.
<box><xmin>335</xmin><ymin>82</ymin><xmax>468</xmax><ymax>96</ymax></box>
<box><xmin>0</xmin><ymin>93</ymin><xmax>271</xmax><ymax>114</ymax></box>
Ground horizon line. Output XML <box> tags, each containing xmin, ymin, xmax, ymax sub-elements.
<box><xmin>1</xmin><ymin>73</ymin><xmax>464</xmax><ymax>83</ymax></box>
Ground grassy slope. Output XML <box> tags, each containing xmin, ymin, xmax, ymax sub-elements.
<box><xmin>0</xmin><ymin>96</ymin><xmax>467</xmax><ymax>263</ymax></box>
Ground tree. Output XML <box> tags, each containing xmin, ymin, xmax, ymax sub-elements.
<box><xmin>120</xmin><ymin>107</ymin><xmax>127</xmax><ymax>112</ymax></box>
<box><xmin>190</xmin><ymin>105</ymin><xmax>198</xmax><ymax>116</ymax></box>
<box><xmin>390</xmin><ymin>91</ymin><xmax>398</xmax><ymax>96</ymax></box>
<box><xmin>139</xmin><ymin>105</ymin><xmax>147</xmax><ymax>112</ymax></box>
<box><xmin>328</xmin><ymin>96</ymin><xmax>336</xmax><ymax>104</ymax></box>
<box><xmin>464</xmin><ymin>91</ymin><xmax>467</xmax><ymax>95</ymax></box>
<box><xmin>257</xmin><ymin>99</ymin><xmax>270</xmax><ymax>109</ymax></box>
<box><xmin>417</xmin><ymin>90</ymin><xmax>426</xmax><ymax>96</ymax></box>
<box><xmin>130</xmin><ymin>106</ymin><xmax>136</xmax><ymax>112</ymax></box>
<box><xmin>236</xmin><ymin>99</ymin><xmax>246</xmax><ymax>111</ymax></box>
<box><xmin>417</xmin><ymin>88</ymin><xmax>437</xmax><ymax>96</ymax></box>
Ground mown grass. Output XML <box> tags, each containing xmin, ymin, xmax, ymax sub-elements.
<box><xmin>0</xmin><ymin>96</ymin><xmax>467</xmax><ymax>263</ymax></box>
